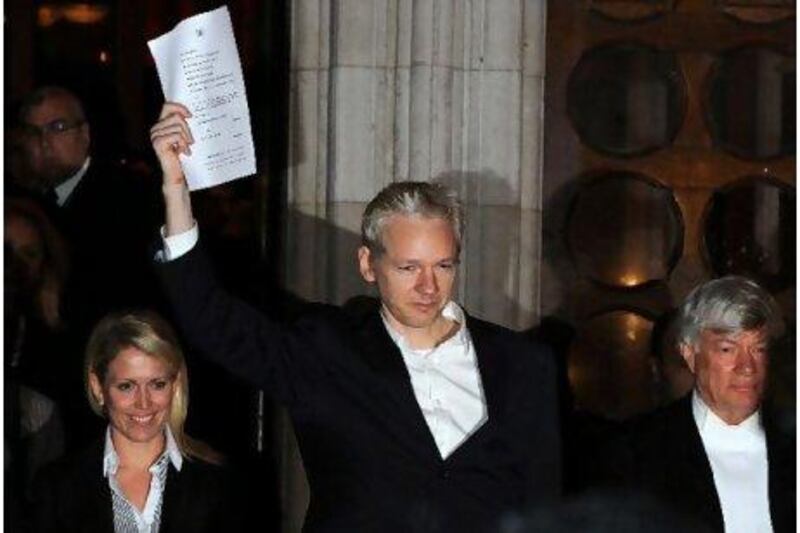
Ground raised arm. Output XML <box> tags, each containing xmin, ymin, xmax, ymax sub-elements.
<box><xmin>148</xmin><ymin>102</ymin><xmax>323</xmax><ymax>405</ymax></box>
<box><xmin>149</xmin><ymin>102</ymin><xmax>195</xmax><ymax>237</ymax></box>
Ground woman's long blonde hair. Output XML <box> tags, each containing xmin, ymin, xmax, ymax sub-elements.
<box><xmin>84</xmin><ymin>310</ymin><xmax>220</xmax><ymax>464</ymax></box>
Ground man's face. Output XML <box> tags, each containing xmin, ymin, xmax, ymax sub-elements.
<box><xmin>358</xmin><ymin>214</ymin><xmax>458</xmax><ymax>339</ymax></box>
<box><xmin>21</xmin><ymin>94</ymin><xmax>90</xmax><ymax>188</ymax></box>
<box><xmin>680</xmin><ymin>327</ymin><xmax>768</xmax><ymax>425</ymax></box>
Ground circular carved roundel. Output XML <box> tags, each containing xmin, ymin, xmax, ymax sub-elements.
<box><xmin>706</xmin><ymin>45</ymin><xmax>795</xmax><ymax>161</ymax></box>
<box><xmin>567</xmin><ymin>43</ymin><xmax>687</xmax><ymax>157</ymax></box>
<box><xmin>703</xmin><ymin>176</ymin><xmax>795</xmax><ymax>292</ymax></box>
<box><xmin>566</xmin><ymin>171</ymin><xmax>684</xmax><ymax>289</ymax></box>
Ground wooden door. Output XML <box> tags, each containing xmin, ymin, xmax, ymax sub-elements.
<box><xmin>542</xmin><ymin>0</ymin><xmax>795</xmax><ymax>420</ymax></box>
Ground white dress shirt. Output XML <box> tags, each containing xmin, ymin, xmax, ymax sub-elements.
<box><xmin>161</xmin><ymin>224</ymin><xmax>488</xmax><ymax>459</ymax></box>
<box><xmin>692</xmin><ymin>392</ymin><xmax>773</xmax><ymax>533</ymax></box>
<box><xmin>381</xmin><ymin>302</ymin><xmax>487</xmax><ymax>459</ymax></box>
<box><xmin>54</xmin><ymin>156</ymin><xmax>91</xmax><ymax>206</ymax></box>
<box><xmin>103</xmin><ymin>426</ymin><xmax>183</xmax><ymax>533</ymax></box>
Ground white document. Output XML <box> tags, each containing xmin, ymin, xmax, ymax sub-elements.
<box><xmin>148</xmin><ymin>6</ymin><xmax>256</xmax><ymax>191</ymax></box>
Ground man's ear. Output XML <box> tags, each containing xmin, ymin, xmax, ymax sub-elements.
<box><xmin>358</xmin><ymin>246</ymin><xmax>376</xmax><ymax>283</ymax></box>
<box><xmin>679</xmin><ymin>343</ymin><xmax>696</xmax><ymax>374</ymax></box>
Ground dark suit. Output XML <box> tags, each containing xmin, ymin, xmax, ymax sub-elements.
<box><xmin>156</xmin><ymin>244</ymin><xmax>561</xmax><ymax>532</ymax></box>
<box><xmin>56</xmin><ymin>158</ymin><xmax>163</xmax><ymax>332</ymax></box>
<box><xmin>31</xmin><ymin>437</ymin><xmax>245</xmax><ymax>532</ymax></box>
<box><xmin>625</xmin><ymin>395</ymin><xmax>795</xmax><ymax>533</ymax></box>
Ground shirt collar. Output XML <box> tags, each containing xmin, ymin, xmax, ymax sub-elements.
<box><xmin>103</xmin><ymin>424</ymin><xmax>183</xmax><ymax>477</ymax></box>
<box><xmin>381</xmin><ymin>301</ymin><xmax>468</xmax><ymax>352</ymax></box>
<box><xmin>54</xmin><ymin>156</ymin><xmax>90</xmax><ymax>206</ymax></box>
<box><xmin>691</xmin><ymin>389</ymin><xmax>763</xmax><ymax>439</ymax></box>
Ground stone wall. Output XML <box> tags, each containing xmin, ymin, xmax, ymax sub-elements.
<box><xmin>280</xmin><ymin>1</ymin><xmax>548</xmax><ymax>529</ymax></box>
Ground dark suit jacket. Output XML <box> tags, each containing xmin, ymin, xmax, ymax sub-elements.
<box><xmin>156</xmin><ymin>244</ymin><xmax>561</xmax><ymax>532</ymax></box>
<box><xmin>625</xmin><ymin>395</ymin><xmax>795</xmax><ymax>533</ymax></box>
<box><xmin>31</xmin><ymin>437</ymin><xmax>245</xmax><ymax>532</ymax></box>
<box><xmin>56</xmin><ymin>158</ymin><xmax>163</xmax><ymax>332</ymax></box>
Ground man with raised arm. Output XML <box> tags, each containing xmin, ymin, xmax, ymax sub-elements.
<box><xmin>150</xmin><ymin>102</ymin><xmax>560</xmax><ymax>532</ymax></box>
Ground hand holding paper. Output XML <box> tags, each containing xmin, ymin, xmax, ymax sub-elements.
<box><xmin>148</xmin><ymin>6</ymin><xmax>256</xmax><ymax>191</ymax></box>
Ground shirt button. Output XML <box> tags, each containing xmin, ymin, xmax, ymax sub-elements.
<box><xmin>440</xmin><ymin>468</ymin><xmax>450</xmax><ymax>479</ymax></box>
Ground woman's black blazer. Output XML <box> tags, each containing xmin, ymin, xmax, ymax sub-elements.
<box><xmin>31</xmin><ymin>437</ymin><xmax>247</xmax><ymax>532</ymax></box>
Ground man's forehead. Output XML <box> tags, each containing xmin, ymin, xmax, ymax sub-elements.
<box><xmin>24</xmin><ymin>94</ymin><xmax>81</xmax><ymax>124</ymax></box>
<box><xmin>702</xmin><ymin>327</ymin><xmax>768</xmax><ymax>343</ymax></box>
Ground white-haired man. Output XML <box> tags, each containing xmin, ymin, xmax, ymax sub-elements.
<box><xmin>626</xmin><ymin>276</ymin><xmax>794</xmax><ymax>533</ymax></box>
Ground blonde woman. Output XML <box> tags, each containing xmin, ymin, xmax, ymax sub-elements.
<box><xmin>32</xmin><ymin>311</ymin><xmax>245</xmax><ymax>532</ymax></box>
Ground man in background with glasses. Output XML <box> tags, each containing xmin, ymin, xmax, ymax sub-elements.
<box><xmin>17</xmin><ymin>86</ymin><xmax>90</xmax><ymax>200</ymax></box>
<box><xmin>9</xmin><ymin>88</ymin><xmax>163</xmax><ymax>436</ymax></box>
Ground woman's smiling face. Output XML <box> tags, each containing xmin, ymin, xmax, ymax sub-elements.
<box><xmin>90</xmin><ymin>346</ymin><xmax>177</xmax><ymax>447</ymax></box>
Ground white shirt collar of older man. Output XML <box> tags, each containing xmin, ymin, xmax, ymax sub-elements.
<box><xmin>53</xmin><ymin>156</ymin><xmax>91</xmax><ymax>206</ymax></box>
<box><xmin>381</xmin><ymin>301</ymin><xmax>488</xmax><ymax>459</ymax></box>
<box><xmin>691</xmin><ymin>390</ymin><xmax>764</xmax><ymax>448</ymax></box>
<box><xmin>691</xmin><ymin>391</ymin><xmax>773</xmax><ymax>533</ymax></box>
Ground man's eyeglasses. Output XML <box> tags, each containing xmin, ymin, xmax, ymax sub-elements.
<box><xmin>21</xmin><ymin>118</ymin><xmax>85</xmax><ymax>140</ymax></box>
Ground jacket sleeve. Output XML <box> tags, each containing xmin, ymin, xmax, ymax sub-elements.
<box><xmin>155</xmin><ymin>241</ymin><xmax>330</xmax><ymax>407</ymax></box>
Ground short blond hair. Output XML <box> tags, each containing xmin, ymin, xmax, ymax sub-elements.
<box><xmin>361</xmin><ymin>181</ymin><xmax>464</xmax><ymax>256</ymax></box>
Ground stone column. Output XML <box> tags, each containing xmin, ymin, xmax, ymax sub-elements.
<box><xmin>281</xmin><ymin>1</ymin><xmax>547</xmax><ymax>529</ymax></box>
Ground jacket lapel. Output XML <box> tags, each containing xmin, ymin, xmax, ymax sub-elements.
<box><xmin>348</xmin><ymin>302</ymin><xmax>510</xmax><ymax>462</ymax></box>
<box><xmin>159</xmin><ymin>465</ymin><xmax>184</xmax><ymax>533</ymax></box>
<box><xmin>672</xmin><ymin>397</ymin><xmax>724</xmax><ymax>532</ymax></box>
<box><xmin>60</xmin><ymin>160</ymin><xmax>94</xmax><ymax>217</ymax></box>
<box><xmin>77</xmin><ymin>439</ymin><xmax>116</xmax><ymax>532</ymax></box>
<box><xmin>765</xmin><ymin>412</ymin><xmax>796</xmax><ymax>533</ymax></box>
<box><xmin>439</xmin><ymin>317</ymin><xmax>506</xmax><ymax>465</ymax></box>
<box><xmin>466</xmin><ymin>316</ymin><xmax>507</xmax><ymax>425</ymax></box>
<box><xmin>350</xmin><ymin>305</ymin><xmax>441</xmax><ymax>460</ymax></box>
